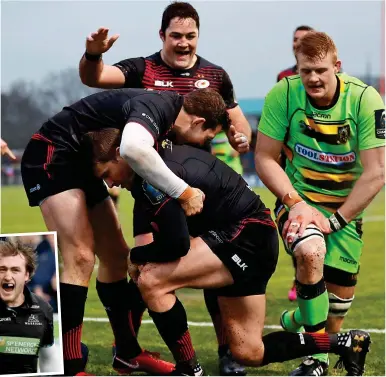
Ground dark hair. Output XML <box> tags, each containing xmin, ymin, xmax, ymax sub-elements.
<box><xmin>83</xmin><ymin>128</ymin><xmax>121</xmax><ymax>163</ymax></box>
<box><xmin>183</xmin><ymin>88</ymin><xmax>230</xmax><ymax>131</ymax></box>
<box><xmin>161</xmin><ymin>2</ymin><xmax>200</xmax><ymax>34</ymax></box>
<box><xmin>294</xmin><ymin>25</ymin><xmax>314</xmax><ymax>34</ymax></box>
<box><xmin>0</xmin><ymin>239</ymin><xmax>37</xmax><ymax>279</ymax></box>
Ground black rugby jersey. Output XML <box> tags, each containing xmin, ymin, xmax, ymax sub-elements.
<box><xmin>0</xmin><ymin>286</ymin><xmax>54</xmax><ymax>374</ymax></box>
<box><xmin>132</xmin><ymin>143</ymin><xmax>264</xmax><ymax>238</ymax></box>
<box><xmin>37</xmin><ymin>89</ymin><xmax>183</xmax><ymax>152</ymax></box>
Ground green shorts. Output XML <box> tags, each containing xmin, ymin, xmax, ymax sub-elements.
<box><xmin>275</xmin><ymin>204</ymin><xmax>363</xmax><ymax>274</ymax></box>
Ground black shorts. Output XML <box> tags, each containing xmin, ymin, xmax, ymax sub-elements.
<box><xmin>201</xmin><ymin>209</ymin><xmax>279</xmax><ymax>297</ymax></box>
<box><xmin>21</xmin><ymin>134</ymin><xmax>109</xmax><ymax>208</ymax></box>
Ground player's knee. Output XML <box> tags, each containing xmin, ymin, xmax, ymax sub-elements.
<box><xmin>293</xmin><ymin>233</ymin><xmax>326</xmax><ymax>268</ymax></box>
<box><xmin>229</xmin><ymin>340</ymin><xmax>264</xmax><ymax>367</ymax></box>
<box><xmin>137</xmin><ymin>266</ymin><xmax>167</xmax><ymax>302</ymax></box>
<box><xmin>70</xmin><ymin>246</ymin><xmax>96</xmax><ymax>273</ymax></box>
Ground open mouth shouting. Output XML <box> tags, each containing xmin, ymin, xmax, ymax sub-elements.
<box><xmin>1</xmin><ymin>282</ymin><xmax>15</xmax><ymax>294</ymax></box>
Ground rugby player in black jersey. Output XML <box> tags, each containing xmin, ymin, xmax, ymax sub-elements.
<box><xmin>0</xmin><ymin>239</ymin><xmax>54</xmax><ymax>375</ymax></box>
<box><xmin>21</xmin><ymin>88</ymin><xmax>231</xmax><ymax>376</ymax></box>
<box><xmin>88</xmin><ymin>135</ymin><xmax>372</xmax><ymax>377</ymax></box>
<box><xmin>79</xmin><ymin>3</ymin><xmax>250</xmax><ymax>374</ymax></box>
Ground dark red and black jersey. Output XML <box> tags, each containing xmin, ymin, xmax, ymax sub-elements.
<box><xmin>132</xmin><ymin>143</ymin><xmax>264</xmax><ymax>238</ymax></box>
<box><xmin>38</xmin><ymin>89</ymin><xmax>183</xmax><ymax>151</ymax></box>
<box><xmin>113</xmin><ymin>51</ymin><xmax>238</xmax><ymax>109</ymax></box>
<box><xmin>277</xmin><ymin>65</ymin><xmax>298</xmax><ymax>82</ymax></box>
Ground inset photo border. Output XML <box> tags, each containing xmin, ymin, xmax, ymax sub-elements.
<box><xmin>0</xmin><ymin>232</ymin><xmax>63</xmax><ymax>376</ymax></box>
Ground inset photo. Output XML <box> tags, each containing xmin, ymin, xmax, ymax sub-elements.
<box><xmin>0</xmin><ymin>232</ymin><xmax>63</xmax><ymax>376</ymax></box>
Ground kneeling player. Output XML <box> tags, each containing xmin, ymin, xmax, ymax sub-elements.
<box><xmin>92</xmin><ymin>137</ymin><xmax>371</xmax><ymax>376</ymax></box>
<box><xmin>21</xmin><ymin>88</ymin><xmax>230</xmax><ymax>376</ymax></box>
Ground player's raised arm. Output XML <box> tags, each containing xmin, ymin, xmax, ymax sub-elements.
<box><xmin>79</xmin><ymin>27</ymin><xmax>125</xmax><ymax>88</ymax></box>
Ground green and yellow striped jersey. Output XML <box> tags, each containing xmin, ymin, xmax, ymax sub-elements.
<box><xmin>258</xmin><ymin>73</ymin><xmax>385</xmax><ymax>212</ymax></box>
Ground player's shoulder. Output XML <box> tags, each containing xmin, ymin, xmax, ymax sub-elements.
<box><xmin>144</xmin><ymin>51</ymin><xmax>164</xmax><ymax>64</ymax></box>
<box><xmin>160</xmin><ymin>142</ymin><xmax>213</xmax><ymax>166</ymax></box>
<box><xmin>339</xmin><ymin>73</ymin><xmax>368</xmax><ymax>92</ymax></box>
<box><xmin>338</xmin><ymin>73</ymin><xmax>382</xmax><ymax>104</ymax></box>
<box><xmin>29</xmin><ymin>292</ymin><xmax>53</xmax><ymax>317</ymax></box>
<box><xmin>266</xmin><ymin>74</ymin><xmax>298</xmax><ymax>99</ymax></box>
<box><xmin>197</xmin><ymin>55</ymin><xmax>226</xmax><ymax>72</ymax></box>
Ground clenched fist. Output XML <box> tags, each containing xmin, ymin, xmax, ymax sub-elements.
<box><xmin>178</xmin><ymin>186</ymin><xmax>205</xmax><ymax>216</ymax></box>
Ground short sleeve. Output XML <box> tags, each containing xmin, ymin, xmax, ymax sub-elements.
<box><xmin>113</xmin><ymin>57</ymin><xmax>146</xmax><ymax>88</ymax></box>
<box><xmin>357</xmin><ymin>86</ymin><xmax>385</xmax><ymax>150</ymax></box>
<box><xmin>124</xmin><ymin>92</ymin><xmax>183</xmax><ymax>139</ymax></box>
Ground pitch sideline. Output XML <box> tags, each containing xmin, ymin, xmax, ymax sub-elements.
<box><xmin>83</xmin><ymin>317</ymin><xmax>385</xmax><ymax>334</ymax></box>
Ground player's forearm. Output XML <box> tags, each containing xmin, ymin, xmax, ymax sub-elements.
<box><xmin>255</xmin><ymin>153</ymin><xmax>297</xmax><ymax>202</ymax></box>
<box><xmin>79</xmin><ymin>54</ymin><xmax>104</xmax><ymax>87</ymax></box>
<box><xmin>234</xmin><ymin>121</ymin><xmax>252</xmax><ymax>143</ymax></box>
<box><xmin>120</xmin><ymin>126</ymin><xmax>188</xmax><ymax>198</ymax></box>
<box><xmin>131</xmin><ymin>200</ymin><xmax>190</xmax><ymax>263</ymax></box>
<box><xmin>338</xmin><ymin>167</ymin><xmax>385</xmax><ymax>222</ymax></box>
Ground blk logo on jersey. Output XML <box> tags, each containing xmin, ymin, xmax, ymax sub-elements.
<box><xmin>374</xmin><ymin>109</ymin><xmax>385</xmax><ymax>139</ymax></box>
<box><xmin>231</xmin><ymin>254</ymin><xmax>248</xmax><ymax>270</ymax></box>
<box><xmin>154</xmin><ymin>80</ymin><xmax>173</xmax><ymax>88</ymax></box>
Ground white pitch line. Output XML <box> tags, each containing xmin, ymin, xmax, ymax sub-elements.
<box><xmin>83</xmin><ymin>318</ymin><xmax>385</xmax><ymax>334</ymax></box>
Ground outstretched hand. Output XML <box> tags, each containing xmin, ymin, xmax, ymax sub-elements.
<box><xmin>86</xmin><ymin>27</ymin><xmax>119</xmax><ymax>55</ymax></box>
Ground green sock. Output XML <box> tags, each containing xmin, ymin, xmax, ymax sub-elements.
<box><xmin>313</xmin><ymin>353</ymin><xmax>329</xmax><ymax>364</ymax></box>
<box><xmin>297</xmin><ymin>289</ymin><xmax>329</xmax><ymax>329</ymax></box>
<box><xmin>296</xmin><ymin>279</ymin><xmax>329</xmax><ymax>365</ymax></box>
<box><xmin>281</xmin><ymin>309</ymin><xmax>304</xmax><ymax>332</ymax></box>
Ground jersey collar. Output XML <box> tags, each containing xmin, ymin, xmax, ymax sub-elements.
<box><xmin>0</xmin><ymin>286</ymin><xmax>38</xmax><ymax>312</ymax></box>
<box><xmin>155</xmin><ymin>51</ymin><xmax>201</xmax><ymax>77</ymax></box>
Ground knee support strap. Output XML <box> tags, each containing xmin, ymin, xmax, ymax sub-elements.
<box><xmin>328</xmin><ymin>292</ymin><xmax>354</xmax><ymax>317</ymax></box>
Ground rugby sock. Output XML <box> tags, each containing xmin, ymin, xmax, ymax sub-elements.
<box><xmin>127</xmin><ymin>279</ymin><xmax>146</xmax><ymax>337</ymax></box>
<box><xmin>295</xmin><ymin>278</ymin><xmax>330</xmax><ymax>365</ymax></box>
<box><xmin>60</xmin><ymin>283</ymin><xmax>88</xmax><ymax>376</ymax></box>
<box><xmin>296</xmin><ymin>278</ymin><xmax>329</xmax><ymax>332</ymax></box>
<box><xmin>203</xmin><ymin>289</ymin><xmax>228</xmax><ymax>357</ymax></box>
<box><xmin>261</xmin><ymin>331</ymin><xmax>342</xmax><ymax>365</ymax></box>
<box><xmin>282</xmin><ymin>279</ymin><xmax>327</xmax><ymax>333</ymax></box>
<box><xmin>149</xmin><ymin>297</ymin><xmax>196</xmax><ymax>365</ymax></box>
<box><xmin>96</xmin><ymin>279</ymin><xmax>142</xmax><ymax>359</ymax></box>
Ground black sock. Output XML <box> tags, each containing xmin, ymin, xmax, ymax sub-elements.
<box><xmin>204</xmin><ymin>289</ymin><xmax>228</xmax><ymax>356</ymax></box>
<box><xmin>127</xmin><ymin>279</ymin><xmax>146</xmax><ymax>337</ymax></box>
<box><xmin>149</xmin><ymin>297</ymin><xmax>196</xmax><ymax>364</ymax></box>
<box><xmin>96</xmin><ymin>279</ymin><xmax>142</xmax><ymax>359</ymax></box>
<box><xmin>261</xmin><ymin>331</ymin><xmax>334</xmax><ymax>366</ymax></box>
<box><xmin>60</xmin><ymin>283</ymin><xmax>88</xmax><ymax>376</ymax></box>
<box><xmin>218</xmin><ymin>344</ymin><xmax>230</xmax><ymax>358</ymax></box>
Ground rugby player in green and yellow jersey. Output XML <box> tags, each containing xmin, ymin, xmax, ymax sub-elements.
<box><xmin>255</xmin><ymin>31</ymin><xmax>385</xmax><ymax>376</ymax></box>
<box><xmin>211</xmin><ymin>131</ymin><xmax>244</xmax><ymax>175</ymax></box>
